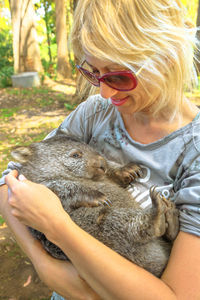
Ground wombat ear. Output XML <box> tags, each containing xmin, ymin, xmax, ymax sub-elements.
<box><xmin>11</xmin><ymin>147</ymin><xmax>32</xmax><ymax>163</ymax></box>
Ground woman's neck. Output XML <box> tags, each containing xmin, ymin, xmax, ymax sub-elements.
<box><xmin>121</xmin><ymin>99</ymin><xmax>199</xmax><ymax>144</ymax></box>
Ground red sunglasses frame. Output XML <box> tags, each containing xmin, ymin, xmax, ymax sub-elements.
<box><xmin>76</xmin><ymin>62</ymin><xmax>138</xmax><ymax>92</ymax></box>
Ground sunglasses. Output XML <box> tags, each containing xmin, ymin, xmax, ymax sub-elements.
<box><xmin>76</xmin><ymin>61</ymin><xmax>142</xmax><ymax>92</ymax></box>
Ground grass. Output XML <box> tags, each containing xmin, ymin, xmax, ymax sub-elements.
<box><xmin>0</xmin><ymin>107</ymin><xmax>20</xmax><ymax>119</ymax></box>
<box><xmin>0</xmin><ymin>86</ymin><xmax>76</xmax><ymax>174</ymax></box>
<box><xmin>35</xmin><ymin>97</ymin><xmax>54</xmax><ymax>107</ymax></box>
<box><xmin>6</xmin><ymin>86</ymin><xmax>51</xmax><ymax>96</ymax></box>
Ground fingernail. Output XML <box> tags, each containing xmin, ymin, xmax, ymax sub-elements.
<box><xmin>18</xmin><ymin>174</ymin><xmax>26</xmax><ymax>181</ymax></box>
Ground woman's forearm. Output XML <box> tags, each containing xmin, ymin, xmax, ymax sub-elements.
<box><xmin>47</xmin><ymin>214</ymin><xmax>177</xmax><ymax>300</ymax></box>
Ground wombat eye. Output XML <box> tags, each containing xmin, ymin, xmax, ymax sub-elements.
<box><xmin>69</xmin><ymin>150</ymin><xmax>82</xmax><ymax>158</ymax></box>
<box><xmin>72</xmin><ymin>153</ymin><xmax>80</xmax><ymax>158</ymax></box>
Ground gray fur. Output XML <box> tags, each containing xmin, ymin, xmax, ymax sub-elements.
<box><xmin>11</xmin><ymin>132</ymin><xmax>179</xmax><ymax>277</ymax></box>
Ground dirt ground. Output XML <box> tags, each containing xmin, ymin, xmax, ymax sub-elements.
<box><xmin>0</xmin><ymin>80</ymin><xmax>76</xmax><ymax>300</ymax></box>
<box><xmin>0</xmin><ymin>224</ymin><xmax>52</xmax><ymax>300</ymax></box>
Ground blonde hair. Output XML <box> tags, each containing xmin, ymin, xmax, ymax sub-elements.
<box><xmin>71</xmin><ymin>0</ymin><xmax>198</xmax><ymax>117</ymax></box>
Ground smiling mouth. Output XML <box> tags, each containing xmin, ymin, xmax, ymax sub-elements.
<box><xmin>111</xmin><ymin>96</ymin><xmax>129</xmax><ymax>106</ymax></box>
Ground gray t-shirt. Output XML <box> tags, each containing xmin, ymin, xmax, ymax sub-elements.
<box><xmin>1</xmin><ymin>94</ymin><xmax>200</xmax><ymax>236</ymax></box>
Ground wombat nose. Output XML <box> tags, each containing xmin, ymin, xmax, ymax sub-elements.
<box><xmin>91</xmin><ymin>155</ymin><xmax>107</xmax><ymax>171</ymax></box>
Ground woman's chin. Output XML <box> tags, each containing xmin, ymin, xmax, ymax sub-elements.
<box><xmin>115</xmin><ymin>99</ymin><xmax>139</xmax><ymax>114</ymax></box>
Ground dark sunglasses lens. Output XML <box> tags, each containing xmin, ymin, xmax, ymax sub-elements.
<box><xmin>104</xmin><ymin>74</ymin><xmax>136</xmax><ymax>90</ymax></box>
<box><xmin>79</xmin><ymin>68</ymin><xmax>99</xmax><ymax>86</ymax></box>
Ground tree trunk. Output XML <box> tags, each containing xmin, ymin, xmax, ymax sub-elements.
<box><xmin>55</xmin><ymin>0</ymin><xmax>71</xmax><ymax>79</ymax></box>
<box><xmin>196</xmin><ymin>0</ymin><xmax>200</xmax><ymax>74</ymax></box>
<box><xmin>73</xmin><ymin>0</ymin><xmax>78</xmax><ymax>11</ymax></box>
<box><xmin>43</xmin><ymin>0</ymin><xmax>52</xmax><ymax>64</ymax></box>
<box><xmin>9</xmin><ymin>0</ymin><xmax>43</xmax><ymax>74</ymax></box>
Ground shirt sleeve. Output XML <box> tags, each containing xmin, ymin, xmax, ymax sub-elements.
<box><xmin>45</xmin><ymin>95</ymin><xmax>102</xmax><ymax>142</ymax></box>
<box><xmin>174</xmin><ymin>155</ymin><xmax>200</xmax><ymax>237</ymax></box>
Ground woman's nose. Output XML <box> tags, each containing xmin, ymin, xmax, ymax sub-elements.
<box><xmin>99</xmin><ymin>82</ymin><xmax>118</xmax><ymax>99</ymax></box>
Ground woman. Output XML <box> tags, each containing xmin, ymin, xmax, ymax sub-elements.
<box><xmin>1</xmin><ymin>0</ymin><xmax>200</xmax><ymax>299</ymax></box>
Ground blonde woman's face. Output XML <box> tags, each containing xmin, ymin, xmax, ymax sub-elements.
<box><xmin>84</xmin><ymin>53</ymin><xmax>162</xmax><ymax>115</ymax></box>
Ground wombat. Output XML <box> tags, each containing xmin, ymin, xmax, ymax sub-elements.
<box><xmin>11</xmin><ymin>132</ymin><xmax>179</xmax><ymax>277</ymax></box>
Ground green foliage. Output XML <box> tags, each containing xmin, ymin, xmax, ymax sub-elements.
<box><xmin>64</xmin><ymin>102</ymin><xmax>76</xmax><ymax>110</ymax></box>
<box><xmin>35</xmin><ymin>0</ymin><xmax>58</xmax><ymax>78</ymax></box>
<box><xmin>0</xmin><ymin>215</ymin><xmax>5</xmax><ymax>226</ymax></box>
<box><xmin>0</xmin><ymin>27</ymin><xmax>14</xmax><ymax>87</ymax></box>
<box><xmin>34</xmin><ymin>0</ymin><xmax>75</xmax><ymax>79</ymax></box>
<box><xmin>0</xmin><ymin>29</ymin><xmax>13</xmax><ymax>68</ymax></box>
<box><xmin>41</xmin><ymin>57</ymin><xmax>57</xmax><ymax>78</ymax></box>
<box><xmin>0</xmin><ymin>66</ymin><xmax>14</xmax><ymax>88</ymax></box>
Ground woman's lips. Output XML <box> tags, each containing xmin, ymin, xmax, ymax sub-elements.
<box><xmin>111</xmin><ymin>96</ymin><xmax>129</xmax><ymax>106</ymax></box>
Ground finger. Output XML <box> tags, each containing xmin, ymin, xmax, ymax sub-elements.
<box><xmin>9</xmin><ymin>169</ymin><xmax>19</xmax><ymax>178</ymax></box>
<box><xmin>11</xmin><ymin>208</ymin><xmax>25</xmax><ymax>223</ymax></box>
<box><xmin>5</xmin><ymin>172</ymin><xmax>20</xmax><ymax>188</ymax></box>
<box><xmin>11</xmin><ymin>207</ymin><xmax>20</xmax><ymax>218</ymax></box>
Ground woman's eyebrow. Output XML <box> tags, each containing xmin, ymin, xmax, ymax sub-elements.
<box><xmin>85</xmin><ymin>60</ymin><xmax>121</xmax><ymax>69</ymax></box>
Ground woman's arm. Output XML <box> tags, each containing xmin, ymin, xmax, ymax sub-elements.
<box><xmin>0</xmin><ymin>183</ymin><xmax>101</xmax><ymax>300</ymax></box>
<box><xmin>5</xmin><ymin>171</ymin><xmax>200</xmax><ymax>300</ymax></box>
<box><xmin>162</xmin><ymin>231</ymin><xmax>200</xmax><ymax>299</ymax></box>
<box><xmin>50</xmin><ymin>215</ymin><xmax>200</xmax><ymax>300</ymax></box>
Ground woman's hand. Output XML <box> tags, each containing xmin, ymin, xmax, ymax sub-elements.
<box><xmin>5</xmin><ymin>170</ymin><xmax>68</xmax><ymax>237</ymax></box>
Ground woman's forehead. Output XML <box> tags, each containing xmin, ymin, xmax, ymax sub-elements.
<box><xmin>84</xmin><ymin>53</ymin><xmax>121</xmax><ymax>69</ymax></box>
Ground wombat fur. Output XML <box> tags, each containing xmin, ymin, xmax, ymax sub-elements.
<box><xmin>11</xmin><ymin>132</ymin><xmax>179</xmax><ymax>277</ymax></box>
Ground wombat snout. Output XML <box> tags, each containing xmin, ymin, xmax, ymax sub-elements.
<box><xmin>88</xmin><ymin>155</ymin><xmax>108</xmax><ymax>177</ymax></box>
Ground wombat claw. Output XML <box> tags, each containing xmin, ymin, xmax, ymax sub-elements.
<box><xmin>72</xmin><ymin>194</ymin><xmax>112</xmax><ymax>209</ymax></box>
<box><xmin>98</xmin><ymin>197</ymin><xmax>112</xmax><ymax>207</ymax></box>
<box><xmin>93</xmin><ymin>193</ymin><xmax>112</xmax><ymax>208</ymax></box>
<box><xmin>113</xmin><ymin>163</ymin><xmax>143</xmax><ymax>187</ymax></box>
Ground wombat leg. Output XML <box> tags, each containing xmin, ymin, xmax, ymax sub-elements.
<box><xmin>108</xmin><ymin>163</ymin><xmax>143</xmax><ymax>188</ymax></box>
<box><xmin>161</xmin><ymin>197</ymin><xmax>179</xmax><ymax>241</ymax></box>
<box><xmin>150</xmin><ymin>186</ymin><xmax>169</xmax><ymax>238</ymax></box>
<box><xmin>70</xmin><ymin>190</ymin><xmax>112</xmax><ymax>209</ymax></box>
<box><xmin>150</xmin><ymin>186</ymin><xmax>179</xmax><ymax>240</ymax></box>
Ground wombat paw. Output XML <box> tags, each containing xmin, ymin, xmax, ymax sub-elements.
<box><xmin>71</xmin><ymin>190</ymin><xmax>112</xmax><ymax>209</ymax></box>
<box><xmin>113</xmin><ymin>163</ymin><xmax>143</xmax><ymax>187</ymax></box>
<box><xmin>150</xmin><ymin>186</ymin><xmax>179</xmax><ymax>240</ymax></box>
<box><xmin>90</xmin><ymin>195</ymin><xmax>112</xmax><ymax>208</ymax></box>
